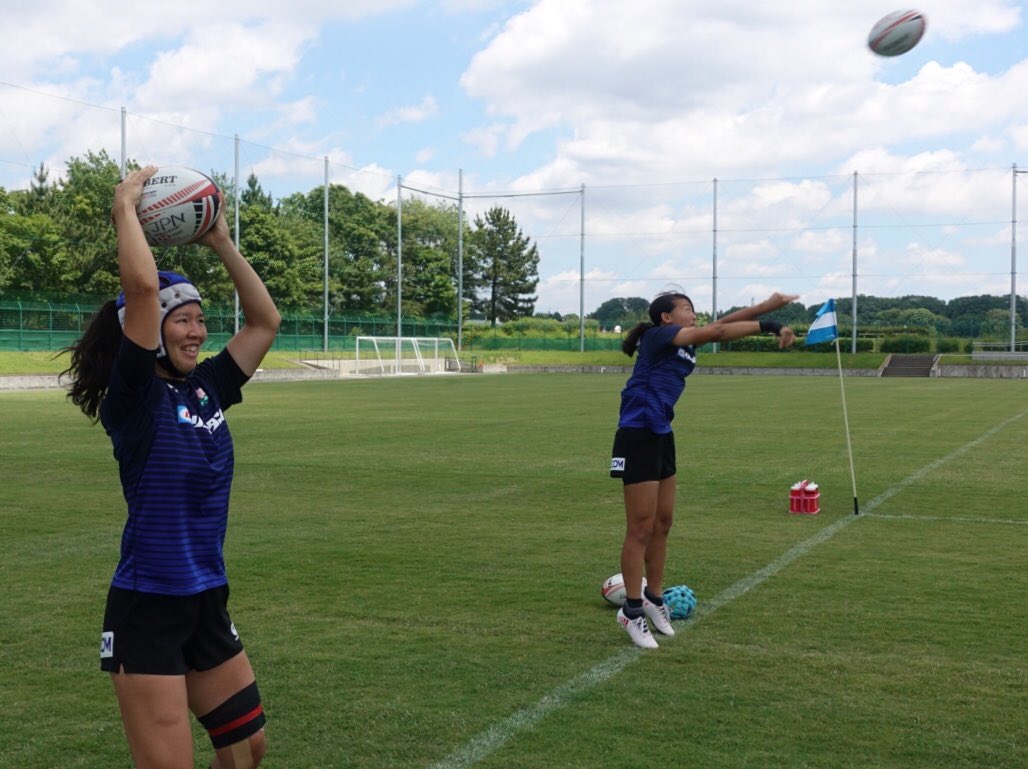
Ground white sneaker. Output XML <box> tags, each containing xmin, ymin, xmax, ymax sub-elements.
<box><xmin>617</xmin><ymin>608</ymin><xmax>659</xmax><ymax>649</ymax></box>
<box><xmin>642</xmin><ymin>595</ymin><xmax>675</xmax><ymax>636</ymax></box>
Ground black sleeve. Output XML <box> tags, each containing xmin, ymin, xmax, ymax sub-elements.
<box><xmin>102</xmin><ymin>337</ymin><xmax>159</xmax><ymax>432</ymax></box>
<box><xmin>99</xmin><ymin>337</ymin><xmax>163</xmax><ymax>469</ymax></box>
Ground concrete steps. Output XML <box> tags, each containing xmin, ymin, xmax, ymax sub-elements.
<box><xmin>881</xmin><ymin>354</ymin><xmax>937</xmax><ymax>377</ymax></box>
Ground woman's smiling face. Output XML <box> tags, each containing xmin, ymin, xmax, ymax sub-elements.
<box><xmin>161</xmin><ymin>303</ymin><xmax>206</xmax><ymax>374</ymax></box>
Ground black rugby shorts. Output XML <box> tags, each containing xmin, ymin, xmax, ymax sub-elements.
<box><xmin>100</xmin><ymin>584</ymin><xmax>244</xmax><ymax>675</ymax></box>
<box><xmin>610</xmin><ymin>427</ymin><xmax>676</xmax><ymax>485</ymax></box>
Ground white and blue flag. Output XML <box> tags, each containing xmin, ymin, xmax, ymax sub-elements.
<box><xmin>805</xmin><ymin>299</ymin><xmax>839</xmax><ymax>345</ymax></box>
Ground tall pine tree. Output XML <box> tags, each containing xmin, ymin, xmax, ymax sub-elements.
<box><xmin>469</xmin><ymin>206</ymin><xmax>539</xmax><ymax>326</ymax></box>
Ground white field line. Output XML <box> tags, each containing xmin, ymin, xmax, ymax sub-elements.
<box><xmin>866</xmin><ymin>513</ymin><xmax>1028</xmax><ymax>526</ymax></box>
<box><xmin>427</xmin><ymin>406</ymin><xmax>1027</xmax><ymax>769</ymax></box>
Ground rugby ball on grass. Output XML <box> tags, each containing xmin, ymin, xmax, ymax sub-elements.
<box><xmin>600</xmin><ymin>573</ymin><xmax>647</xmax><ymax>607</ymax></box>
<box><xmin>136</xmin><ymin>166</ymin><xmax>222</xmax><ymax>247</ymax></box>
<box><xmin>867</xmin><ymin>10</ymin><xmax>926</xmax><ymax>57</ymax></box>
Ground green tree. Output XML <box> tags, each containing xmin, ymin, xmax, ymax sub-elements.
<box><xmin>945</xmin><ymin>294</ymin><xmax>1010</xmax><ymax>319</ymax></box>
<box><xmin>391</xmin><ymin>197</ymin><xmax>459</xmax><ymax>317</ymax></box>
<box><xmin>241</xmin><ymin>173</ymin><xmax>274</xmax><ymax>210</ymax></box>
<box><xmin>835</xmin><ymin>294</ymin><xmax>946</xmax><ymax>324</ymax></box>
<box><xmin>722</xmin><ymin>300</ymin><xmax>806</xmax><ymax>326</ymax></box>
<box><xmin>898</xmin><ymin>307</ymin><xmax>939</xmax><ymax>327</ymax></box>
<box><xmin>54</xmin><ymin>150</ymin><xmax>124</xmax><ymax>295</ymax></box>
<box><xmin>980</xmin><ymin>308</ymin><xmax>1022</xmax><ymax>339</ymax></box>
<box><xmin>280</xmin><ymin>210</ymin><xmax>332</xmax><ymax>311</ymax></box>
<box><xmin>18</xmin><ymin>163</ymin><xmax>57</xmax><ymax>216</ymax></box>
<box><xmin>0</xmin><ymin>211</ymin><xmax>71</xmax><ymax>293</ymax></box>
<box><xmin>280</xmin><ymin>184</ymin><xmax>392</xmax><ymax>314</ymax></box>
<box><xmin>468</xmin><ymin>206</ymin><xmax>539</xmax><ymax>326</ymax></box>
<box><xmin>0</xmin><ymin>188</ymin><xmax>13</xmax><ymax>289</ymax></box>
<box><xmin>945</xmin><ymin>295</ymin><xmax>1022</xmax><ymax>337</ymax></box>
<box><xmin>234</xmin><ymin>204</ymin><xmax>307</xmax><ymax>310</ymax></box>
<box><xmin>589</xmin><ymin>297</ymin><xmax>649</xmax><ymax>326</ymax></box>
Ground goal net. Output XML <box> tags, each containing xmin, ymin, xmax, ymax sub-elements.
<box><xmin>354</xmin><ymin>336</ymin><xmax>461</xmax><ymax>376</ymax></box>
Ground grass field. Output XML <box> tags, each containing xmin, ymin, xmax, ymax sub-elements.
<box><xmin>0</xmin><ymin>349</ymin><xmax>311</xmax><ymax>375</ymax></box>
<box><xmin>0</xmin><ymin>348</ymin><xmax>888</xmax><ymax>376</ymax></box>
<box><xmin>1</xmin><ymin>374</ymin><xmax>1025</xmax><ymax>768</ymax></box>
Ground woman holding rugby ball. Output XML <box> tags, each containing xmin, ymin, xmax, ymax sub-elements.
<box><xmin>610</xmin><ymin>290</ymin><xmax>796</xmax><ymax>648</ymax></box>
<box><xmin>63</xmin><ymin>166</ymin><xmax>281</xmax><ymax>768</ymax></box>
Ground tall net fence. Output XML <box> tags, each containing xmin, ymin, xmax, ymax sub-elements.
<box><xmin>0</xmin><ymin>298</ymin><xmax>457</xmax><ymax>352</ymax></box>
<box><xmin>4</xmin><ymin>293</ymin><xmax>1011</xmax><ymax>356</ymax></box>
<box><xmin>1</xmin><ymin>86</ymin><xmax>1026</xmax><ymax>352</ymax></box>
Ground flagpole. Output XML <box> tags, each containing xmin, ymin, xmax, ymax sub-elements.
<box><xmin>807</xmin><ymin>298</ymin><xmax>858</xmax><ymax>515</ymax></box>
<box><xmin>834</xmin><ymin>336</ymin><xmax>860</xmax><ymax>515</ymax></box>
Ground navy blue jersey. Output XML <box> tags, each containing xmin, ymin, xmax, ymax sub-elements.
<box><xmin>100</xmin><ymin>338</ymin><xmax>248</xmax><ymax>595</ymax></box>
<box><xmin>617</xmin><ymin>324</ymin><xmax>696</xmax><ymax>433</ymax></box>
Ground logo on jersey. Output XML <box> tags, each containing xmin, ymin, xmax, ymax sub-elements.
<box><xmin>195</xmin><ymin>387</ymin><xmax>209</xmax><ymax>407</ymax></box>
<box><xmin>100</xmin><ymin>631</ymin><xmax>114</xmax><ymax>659</ymax></box>
<box><xmin>611</xmin><ymin>457</ymin><xmax>626</xmax><ymax>472</ymax></box>
<box><xmin>230</xmin><ymin>622</ymin><xmax>240</xmax><ymax>641</ymax></box>
<box><xmin>677</xmin><ymin>348</ymin><xmax>696</xmax><ymax>363</ymax></box>
<box><xmin>176</xmin><ymin>404</ymin><xmax>226</xmax><ymax>434</ymax></box>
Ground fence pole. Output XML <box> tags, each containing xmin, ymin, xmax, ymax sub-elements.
<box><xmin>579</xmin><ymin>183</ymin><xmax>585</xmax><ymax>353</ymax></box>
<box><xmin>324</xmin><ymin>155</ymin><xmax>330</xmax><ymax>352</ymax></box>
<box><xmin>852</xmin><ymin>170</ymin><xmax>859</xmax><ymax>355</ymax></box>
<box><xmin>234</xmin><ymin>135</ymin><xmax>241</xmax><ymax>336</ymax></box>
<box><xmin>712</xmin><ymin>177</ymin><xmax>719</xmax><ymax>354</ymax></box>
<box><xmin>120</xmin><ymin>107</ymin><xmax>126</xmax><ymax>178</ymax></box>
<box><xmin>397</xmin><ymin>175</ymin><xmax>403</xmax><ymax>369</ymax></box>
<box><xmin>458</xmin><ymin>169</ymin><xmax>464</xmax><ymax>351</ymax></box>
<box><xmin>1012</xmin><ymin>164</ymin><xmax>1025</xmax><ymax>353</ymax></box>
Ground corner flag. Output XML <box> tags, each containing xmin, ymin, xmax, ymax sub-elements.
<box><xmin>805</xmin><ymin>297</ymin><xmax>859</xmax><ymax>514</ymax></box>
<box><xmin>805</xmin><ymin>298</ymin><xmax>839</xmax><ymax>345</ymax></box>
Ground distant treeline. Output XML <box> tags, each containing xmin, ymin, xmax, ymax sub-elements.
<box><xmin>587</xmin><ymin>294</ymin><xmax>1025</xmax><ymax>339</ymax></box>
<box><xmin>0</xmin><ymin>150</ymin><xmax>539</xmax><ymax>326</ymax></box>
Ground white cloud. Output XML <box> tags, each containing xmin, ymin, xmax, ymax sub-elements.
<box><xmin>536</xmin><ymin>267</ymin><xmax>616</xmax><ymax>315</ymax></box>
<box><xmin>793</xmin><ymin>229</ymin><xmax>849</xmax><ymax>256</ymax></box>
<box><xmin>0</xmin><ymin>1</ymin><xmax>415</xmax><ymax>81</ymax></box>
<box><xmin>924</xmin><ymin>0</ymin><xmax>1023</xmax><ymax>40</ymax></box>
<box><xmin>135</xmin><ymin>24</ymin><xmax>313</xmax><ymax>115</ymax></box>
<box><xmin>377</xmin><ymin>96</ymin><xmax>439</xmax><ymax>127</ymax></box>
<box><xmin>1011</xmin><ymin>120</ymin><xmax>1028</xmax><ymax>151</ymax></box>
<box><xmin>440</xmin><ymin>0</ymin><xmax>519</xmax><ymax>12</ymax></box>
<box><xmin>461</xmin><ymin>124</ymin><xmax>506</xmax><ymax>157</ymax></box>
<box><xmin>459</xmin><ymin>1</ymin><xmax>1028</xmax><ymax>186</ymax></box>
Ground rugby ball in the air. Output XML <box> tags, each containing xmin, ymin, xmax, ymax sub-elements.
<box><xmin>136</xmin><ymin>166</ymin><xmax>222</xmax><ymax>247</ymax></box>
<box><xmin>867</xmin><ymin>10</ymin><xmax>926</xmax><ymax>57</ymax></box>
<box><xmin>600</xmin><ymin>573</ymin><xmax>647</xmax><ymax>606</ymax></box>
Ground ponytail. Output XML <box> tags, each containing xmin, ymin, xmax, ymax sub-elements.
<box><xmin>60</xmin><ymin>300</ymin><xmax>123</xmax><ymax>422</ymax></box>
<box><xmin>621</xmin><ymin>322</ymin><xmax>652</xmax><ymax>357</ymax></box>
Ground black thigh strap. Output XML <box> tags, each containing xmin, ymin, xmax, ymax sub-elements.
<box><xmin>198</xmin><ymin>681</ymin><xmax>266</xmax><ymax>749</ymax></box>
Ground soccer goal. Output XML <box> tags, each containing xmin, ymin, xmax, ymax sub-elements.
<box><xmin>354</xmin><ymin>336</ymin><xmax>461</xmax><ymax>376</ymax></box>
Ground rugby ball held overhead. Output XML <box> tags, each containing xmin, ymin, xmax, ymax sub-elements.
<box><xmin>136</xmin><ymin>166</ymin><xmax>222</xmax><ymax>247</ymax></box>
<box><xmin>867</xmin><ymin>10</ymin><xmax>926</xmax><ymax>57</ymax></box>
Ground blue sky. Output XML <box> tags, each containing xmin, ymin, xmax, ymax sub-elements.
<box><xmin>1</xmin><ymin>1</ymin><xmax>1027</xmax><ymax>316</ymax></box>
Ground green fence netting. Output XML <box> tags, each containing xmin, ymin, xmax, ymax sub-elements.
<box><xmin>0</xmin><ymin>299</ymin><xmax>463</xmax><ymax>352</ymax></box>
